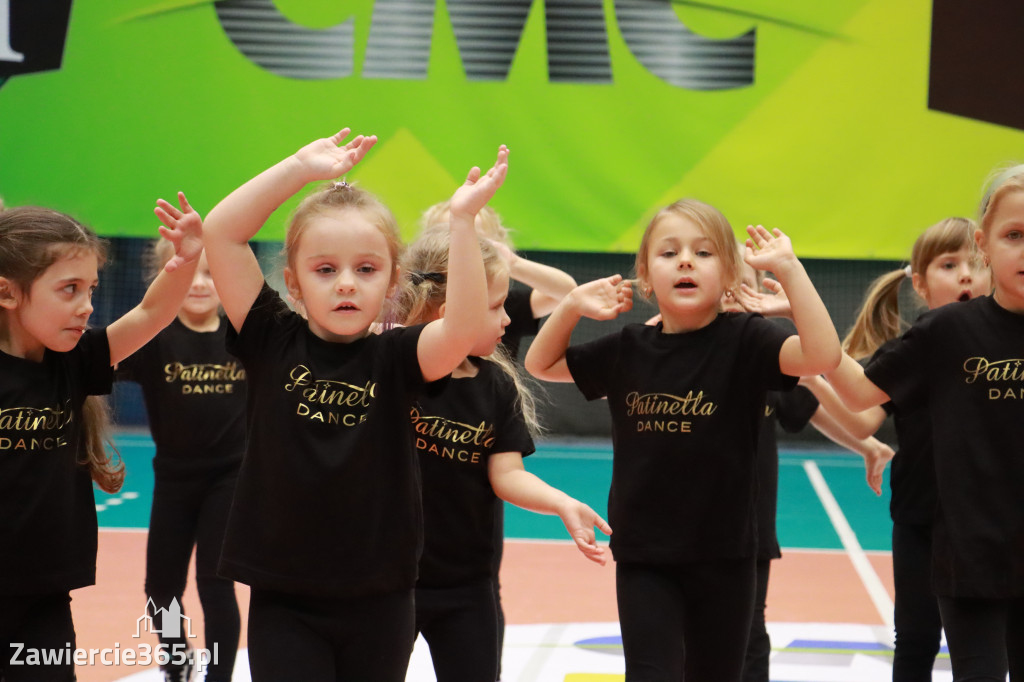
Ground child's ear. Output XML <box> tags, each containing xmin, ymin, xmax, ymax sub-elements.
<box><xmin>387</xmin><ymin>264</ymin><xmax>402</xmax><ymax>298</ymax></box>
<box><xmin>0</xmin><ymin>277</ymin><xmax>19</xmax><ymax>310</ymax></box>
<box><xmin>437</xmin><ymin>302</ymin><xmax>447</xmax><ymax>319</ymax></box>
<box><xmin>282</xmin><ymin>267</ymin><xmax>301</xmax><ymax>303</ymax></box>
<box><xmin>974</xmin><ymin>227</ymin><xmax>989</xmax><ymax>257</ymax></box>
<box><xmin>910</xmin><ymin>271</ymin><xmax>928</xmax><ymax>301</ymax></box>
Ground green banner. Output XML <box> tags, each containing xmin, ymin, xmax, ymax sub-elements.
<box><xmin>1</xmin><ymin>0</ymin><xmax>1022</xmax><ymax>258</ymax></box>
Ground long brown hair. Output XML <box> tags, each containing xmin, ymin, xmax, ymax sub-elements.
<box><xmin>0</xmin><ymin>207</ymin><xmax>124</xmax><ymax>492</ymax></box>
<box><xmin>843</xmin><ymin>217</ymin><xmax>976</xmax><ymax>360</ymax></box>
<box><xmin>394</xmin><ymin>229</ymin><xmax>543</xmax><ymax>436</ymax></box>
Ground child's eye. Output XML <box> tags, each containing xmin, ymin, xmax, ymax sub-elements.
<box><xmin>1008</xmin><ymin>230</ymin><xmax>1023</xmax><ymax>241</ymax></box>
<box><xmin>940</xmin><ymin>261</ymin><xmax>956</xmax><ymax>269</ymax></box>
<box><xmin>315</xmin><ymin>265</ymin><xmax>335</xmax><ymax>275</ymax></box>
<box><xmin>660</xmin><ymin>250</ymin><xmax>676</xmax><ymax>258</ymax></box>
<box><xmin>697</xmin><ymin>250</ymin><xmax>713</xmax><ymax>258</ymax></box>
<box><xmin>357</xmin><ymin>264</ymin><xmax>377</xmax><ymax>274</ymax></box>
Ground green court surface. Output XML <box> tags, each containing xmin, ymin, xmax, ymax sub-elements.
<box><xmin>98</xmin><ymin>433</ymin><xmax>894</xmax><ymax>553</ymax></box>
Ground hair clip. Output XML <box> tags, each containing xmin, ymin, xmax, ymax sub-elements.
<box><xmin>904</xmin><ymin>264</ymin><xmax>913</xmax><ymax>277</ymax></box>
<box><xmin>332</xmin><ymin>180</ymin><xmax>350</xmax><ymax>190</ymax></box>
<box><xmin>409</xmin><ymin>271</ymin><xmax>446</xmax><ymax>286</ymax></box>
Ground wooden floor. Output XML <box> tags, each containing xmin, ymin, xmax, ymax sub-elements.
<box><xmin>68</xmin><ymin>532</ymin><xmax>897</xmax><ymax>682</ymax></box>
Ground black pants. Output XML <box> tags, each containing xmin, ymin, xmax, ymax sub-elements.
<box><xmin>145</xmin><ymin>468</ymin><xmax>240</xmax><ymax>681</ymax></box>
<box><xmin>0</xmin><ymin>593</ymin><xmax>75</xmax><ymax>682</ymax></box>
<box><xmin>741</xmin><ymin>559</ymin><xmax>772</xmax><ymax>682</ymax></box>
<box><xmin>246</xmin><ymin>587</ymin><xmax>415</xmax><ymax>682</ymax></box>
<box><xmin>938</xmin><ymin>595</ymin><xmax>1024</xmax><ymax>681</ymax></box>
<box><xmin>616</xmin><ymin>557</ymin><xmax>756</xmax><ymax>681</ymax></box>
<box><xmin>892</xmin><ymin>521</ymin><xmax>943</xmax><ymax>680</ymax></box>
<box><xmin>416</xmin><ymin>580</ymin><xmax>499</xmax><ymax>682</ymax></box>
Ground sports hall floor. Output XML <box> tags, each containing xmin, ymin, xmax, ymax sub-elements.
<box><xmin>68</xmin><ymin>433</ymin><xmax>953</xmax><ymax>681</ymax></box>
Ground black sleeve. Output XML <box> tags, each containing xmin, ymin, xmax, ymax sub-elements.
<box><xmin>489</xmin><ymin>364</ymin><xmax>536</xmax><ymax>457</ymax></box>
<box><xmin>566</xmin><ymin>331</ymin><xmax>622</xmax><ymax>401</ymax></box>
<box><xmin>774</xmin><ymin>384</ymin><xmax>819</xmax><ymax>433</ymax></box>
<box><xmin>66</xmin><ymin>328</ymin><xmax>114</xmax><ymax>398</ymax></box>
<box><xmin>864</xmin><ymin>321</ymin><xmax>930</xmax><ymax>411</ymax></box>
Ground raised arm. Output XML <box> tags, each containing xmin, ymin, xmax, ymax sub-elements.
<box><xmin>106</xmin><ymin>192</ymin><xmax>202</xmax><ymax>366</ymax></box>
<box><xmin>825</xmin><ymin>352</ymin><xmax>892</xmax><ymax>413</ymax></box>
<box><xmin>523</xmin><ymin>275</ymin><xmax>633</xmax><ymax>382</ymax></box>
<box><xmin>202</xmin><ymin>128</ymin><xmax>377</xmax><ymax>331</ymax></box>
<box><xmin>489</xmin><ymin>451</ymin><xmax>612</xmax><ymax>565</ymax></box>
<box><xmin>799</xmin><ymin>374</ymin><xmax>886</xmax><ymax>440</ymax></box>
<box><xmin>416</xmin><ymin>146</ymin><xmax>509</xmax><ymax>382</ymax></box>
<box><xmin>807</xmin><ymin>406</ymin><xmax>894</xmax><ymax>496</ymax></box>
<box><xmin>489</xmin><ymin>241</ymin><xmax>577</xmax><ymax>318</ymax></box>
<box><xmin>744</xmin><ymin>226</ymin><xmax>840</xmax><ymax>376</ymax></box>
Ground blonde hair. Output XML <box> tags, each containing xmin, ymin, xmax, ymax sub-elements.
<box><xmin>843</xmin><ymin>217</ymin><xmax>976</xmax><ymax>360</ymax></box>
<box><xmin>633</xmin><ymin>199</ymin><xmax>742</xmax><ymax>301</ymax></box>
<box><xmin>0</xmin><ymin>207</ymin><xmax>123</xmax><ymax>492</ymax></box>
<box><xmin>980</xmin><ymin>164</ymin><xmax>1024</xmax><ymax>233</ymax></box>
<box><xmin>421</xmin><ymin>200</ymin><xmax>511</xmax><ymax>245</ymax></box>
<box><xmin>285</xmin><ymin>181</ymin><xmax>404</xmax><ymax>288</ymax></box>
<box><xmin>144</xmin><ymin>238</ymin><xmax>177</xmax><ymax>283</ymax></box>
<box><xmin>394</xmin><ymin>229</ymin><xmax>543</xmax><ymax>436</ymax></box>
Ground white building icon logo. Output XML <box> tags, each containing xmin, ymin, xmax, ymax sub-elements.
<box><xmin>135</xmin><ymin>597</ymin><xmax>196</xmax><ymax>639</ymax></box>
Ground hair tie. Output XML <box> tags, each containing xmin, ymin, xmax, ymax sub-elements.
<box><xmin>409</xmin><ymin>271</ymin><xmax>446</xmax><ymax>286</ymax></box>
<box><xmin>332</xmin><ymin>180</ymin><xmax>350</xmax><ymax>190</ymax></box>
<box><xmin>903</xmin><ymin>264</ymin><xmax>912</xmax><ymax>277</ymax></box>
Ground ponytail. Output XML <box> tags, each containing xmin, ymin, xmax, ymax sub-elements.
<box><xmin>842</xmin><ymin>268</ymin><xmax>907</xmax><ymax>360</ymax></box>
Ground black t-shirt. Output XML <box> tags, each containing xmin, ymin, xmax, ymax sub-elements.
<box><xmin>866</xmin><ymin>295</ymin><xmax>1024</xmax><ymax>597</ymax></box>
<box><xmin>116</xmin><ymin>317</ymin><xmax>246</xmax><ymax>478</ymax></box>
<box><xmin>566</xmin><ymin>313</ymin><xmax>794</xmax><ymax>563</ymax></box>
<box><xmin>221</xmin><ymin>284</ymin><xmax>428</xmax><ymax>598</ymax></box>
<box><xmin>869</xmin><ymin>340</ymin><xmax>935</xmax><ymax>525</ymax></box>
<box><xmin>0</xmin><ymin>329</ymin><xmax>112</xmax><ymax>594</ymax></box>
<box><xmin>501</xmin><ymin>287</ymin><xmax>539</xmax><ymax>360</ymax></box>
<box><xmin>756</xmin><ymin>386</ymin><xmax>818</xmax><ymax>560</ymax></box>
<box><xmin>413</xmin><ymin>358</ymin><xmax>535</xmax><ymax>588</ymax></box>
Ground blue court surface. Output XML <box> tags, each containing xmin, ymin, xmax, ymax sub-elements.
<box><xmin>98</xmin><ymin>433</ymin><xmax>894</xmax><ymax>551</ymax></box>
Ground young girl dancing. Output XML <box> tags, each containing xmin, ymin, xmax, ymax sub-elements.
<box><xmin>115</xmin><ymin>240</ymin><xmax>246</xmax><ymax>682</ymax></box>
<box><xmin>395</xmin><ymin>229</ymin><xmax>609</xmax><ymax>680</ymax></box>
<box><xmin>835</xmin><ymin>216</ymin><xmax>989</xmax><ymax>680</ymax></box>
<box><xmin>525</xmin><ymin>199</ymin><xmax>840</xmax><ymax>680</ymax></box>
<box><xmin>201</xmin><ymin>128</ymin><xmax>508</xmax><ymax>681</ymax></box>
<box><xmin>826</xmin><ymin>203</ymin><xmax>1022</xmax><ymax>678</ymax></box>
<box><xmin>0</xmin><ymin>197</ymin><xmax>202</xmax><ymax>681</ymax></box>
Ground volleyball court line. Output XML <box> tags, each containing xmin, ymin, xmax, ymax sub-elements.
<box><xmin>802</xmin><ymin>459</ymin><xmax>895</xmax><ymax>644</ymax></box>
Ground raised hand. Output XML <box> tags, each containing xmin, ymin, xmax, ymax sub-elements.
<box><xmin>293</xmin><ymin>128</ymin><xmax>378</xmax><ymax>181</ymax></box>
<box><xmin>744</xmin><ymin>225</ymin><xmax>799</xmax><ymax>275</ymax></box>
<box><xmin>558</xmin><ymin>500</ymin><xmax>613</xmax><ymax>566</ymax></box>
<box><xmin>450</xmin><ymin>145</ymin><xmax>509</xmax><ymax>220</ymax></box>
<box><xmin>570</xmin><ymin>275</ymin><xmax>633</xmax><ymax>321</ymax></box>
<box><xmin>735</xmin><ymin>276</ymin><xmax>793</xmax><ymax>319</ymax></box>
<box><xmin>154</xmin><ymin>192</ymin><xmax>203</xmax><ymax>274</ymax></box>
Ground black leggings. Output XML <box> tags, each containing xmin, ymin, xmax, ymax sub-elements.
<box><xmin>892</xmin><ymin>521</ymin><xmax>943</xmax><ymax>680</ymax></box>
<box><xmin>246</xmin><ymin>587</ymin><xmax>415</xmax><ymax>682</ymax></box>
<box><xmin>741</xmin><ymin>559</ymin><xmax>772</xmax><ymax>682</ymax></box>
<box><xmin>938</xmin><ymin>595</ymin><xmax>1024</xmax><ymax>681</ymax></box>
<box><xmin>145</xmin><ymin>468</ymin><xmax>240</xmax><ymax>681</ymax></box>
<box><xmin>416</xmin><ymin>581</ymin><xmax>499</xmax><ymax>682</ymax></box>
<box><xmin>0</xmin><ymin>593</ymin><xmax>75</xmax><ymax>682</ymax></box>
<box><xmin>616</xmin><ymin>557</ymin><xmax>756</xmax><ymax>681</ymax></box>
